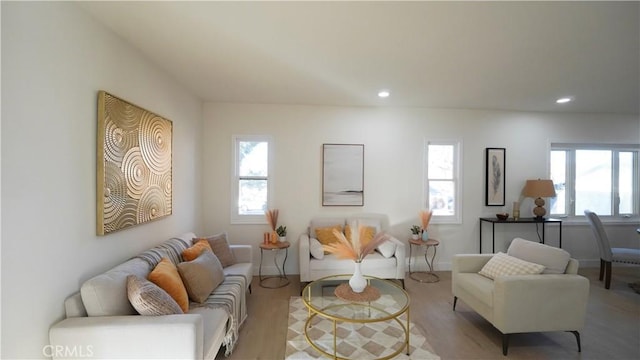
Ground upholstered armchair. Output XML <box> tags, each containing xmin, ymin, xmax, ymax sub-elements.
<box><xmin>452</xmin><ymin>238</ymin><xmax>589</xmax><ymax>355</ymax></box>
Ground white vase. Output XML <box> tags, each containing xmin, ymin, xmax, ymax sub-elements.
<box><xmin>279</xmin><ymin>236</ymin><xmax>286</xmax><ymax>243</ymax></box>
<box><xmin>349</xmin><ymin>261</ymin><xmax>367</xmax><ymax>293</ymax></box>
<box><xmin>411</xmin><ymin>234</ymin><xmax>420</xmax><ymax>240</ymax></box>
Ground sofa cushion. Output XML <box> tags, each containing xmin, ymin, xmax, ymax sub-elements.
<box><xmin>346</xmin><ymin>217</ymin><xmax>382</xmax><ymax>234</ymax></box>
<box><xmin>81</xmin><ymin>258</ymin><xmax>151</xmax><ymax>317</ymax></box>
<box><xmin>507</xmin><ymin>237</ymin><xmax>571</xmax><ymax>274</ymax></box>
<box><xmin>309</xmin><ymin>238</ymin><xmax>325</xmax><ymax>259</ymax></box>
<box><xmin>126</xmin><ymin>275</ymin><xmax>184</xmax><ymax>315</ymax></box>
<box><xmin>182</xmin><ymin>239</ymin><xmax>213</xmax><ymax>262</ymax></box>
<box><xmin>148</xmin><ymin>258</ymin><xmax>190</xmax><ymax>312</ymax></box>
<box><xmin>195</xmin><ymin>232</ymin><xmax>237</xmax><ymax>268</ymax></box>
<box><xmin>479</xmin><ymin>252</ymin><xmax>545</xmax><ymax>280</ymax></box>
<box><xmin>178</xmin><ymin>251</ymin><xmax>225</xmax><ymax>303</ymax></box>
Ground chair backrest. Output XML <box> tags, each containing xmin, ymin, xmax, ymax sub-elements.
<box><xmin>584</xmin><ymin>210</ymin><xmax>613</xmax><ymax>261</ymax></box>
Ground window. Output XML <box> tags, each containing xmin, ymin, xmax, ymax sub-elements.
<box><xmin>231</xmin><ymin>135</ymin><xmax>271</xmax><ymax>224</ymax></box>
<box><xmin>549</xmin><ymin>143</ymin><xmax>639</xmax><ymax>218</ymax></box>
<box><xmin>424</xmin><ymin>140</ymin><xmax>462</xmax><ymax>223</ymax></box>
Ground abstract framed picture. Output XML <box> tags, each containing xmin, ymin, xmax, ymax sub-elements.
<box><xmin>485</xmin><ymin>147</ymin><xmax>505</xmax><ymax>206</ymax></box>
<box><xmin>96</xmin><ymin>91</ymin><xmax>173</xmax><ymax>235</ymax></box>
<box><xmin>322</xmin><ymin>144</ymin><xmax>364</xmax><ymax>206</ymax></box>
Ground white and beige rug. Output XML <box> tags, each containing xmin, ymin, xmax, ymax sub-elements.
<box><xmin>285</xmin><ymin>297</ymin><xmax>440</xmax><ymax>359</ymax></box>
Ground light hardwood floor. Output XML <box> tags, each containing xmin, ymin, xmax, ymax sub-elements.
<box><xmin>221</xmin><ymin>267</ymin><xmax>640</xmax><ymax>360</ymax></box>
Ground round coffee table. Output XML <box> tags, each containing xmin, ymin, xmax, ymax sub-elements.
<box><xmin>301</xmin><ymin>274</ymin><xmax>410</xmax><ymax>360</ymax></box>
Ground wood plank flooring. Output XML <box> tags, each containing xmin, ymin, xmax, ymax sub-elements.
<box><xmin>220</xmin><ymin>267</ymin><xmax>640</xmax><ymax>359</ymax></box>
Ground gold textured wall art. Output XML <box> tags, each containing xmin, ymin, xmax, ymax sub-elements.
<box><xmin>97</xmin><ymin>91</ymin><xmax>172</xmax><ymax>235</ymax></box>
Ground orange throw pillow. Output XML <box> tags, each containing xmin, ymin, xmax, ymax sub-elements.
<box><xmin>345</xmin><ymin>225</ymin><xmax>376</xmax><ymax>246</ymax></box>
<box><xmin>182</xmin><ymin>239</ymin><xmax>213</xmax><ymax>262</ymax></box>
<box><xmin>315</xmin><ymin>225</ymin><xmax>343</xmax><ymax>246</ymax></box>
<box><xmin>148</xmin><ymin>258</ymin><xmax>189</xmax><ymax>312</ymax></box>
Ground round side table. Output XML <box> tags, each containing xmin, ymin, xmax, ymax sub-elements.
<box><xmin>259</xmin><ymin>241</ymin><xmax>291</xmax><ymax>288</ymax></box>
<box><xmin>408</xmin><ymin>238</ymin><xmax>440</xmax><ymax>283</ymax></box>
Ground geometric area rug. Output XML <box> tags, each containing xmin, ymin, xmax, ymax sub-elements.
<box><xmin>285</xmin><ymin>297</ymin><xmax>440</xmax><ymax>359</ymax></box>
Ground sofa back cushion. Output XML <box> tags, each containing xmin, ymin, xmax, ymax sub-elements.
<box><xmin>507</xmin><ymin>237</ymin><xmax>571</xmax><ymax>274</ymax></box>
<box><xmin>81</xmin><ymin>257</ymin><xmax>151</xmax><ymax>316</ymax></box>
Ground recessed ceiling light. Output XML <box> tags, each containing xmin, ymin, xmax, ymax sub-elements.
<box><xmin>378</xmin><ymin>90</ymin><xmax>390</xmax><ymax>98</ymax></box>
<box><xmin>556</xmin><ymin>97</ymin><xmax>573</xmax><ymax>104</ymax></box>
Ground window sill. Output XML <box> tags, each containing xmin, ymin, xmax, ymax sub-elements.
<box><xmin>552</xmin><ymin>216</ymin><xmax>640</xmax><ymax>226</ymax></box>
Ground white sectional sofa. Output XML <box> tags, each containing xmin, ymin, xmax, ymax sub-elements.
<box><xmin>298</xmin><ymin>214</ymin><xmax>406</xmax><ymax>288</ymax></box>
<box><xmin>49</xmin><ymin>232</ymin><xmax>252</xmax><ymax>360</ymax></box>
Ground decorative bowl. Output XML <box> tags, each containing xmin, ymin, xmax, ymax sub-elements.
<box><xmin>496</xmin><ymin>213</ymin><xmax>509</xmax><ymax>221</ymax></box>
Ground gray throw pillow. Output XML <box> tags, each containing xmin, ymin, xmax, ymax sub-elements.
<box><xmin>126</xmin><ymin>275</ymin><xmax>184</xmax><ymax>316</ymax></box>
<box><xmin>193</xmin><ymin>232</ymin><xmax>237</xmax><ymax>268</ymax></box>
<box><xmin>177</xmin><ymin>250</ymin><xmax>225</xmax><ymax>303</ymax></box>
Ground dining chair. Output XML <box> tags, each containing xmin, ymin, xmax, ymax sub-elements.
<box><xmin>584</xmin><ymin>210</ymin><xmax>640</xmax><ymax>289</ymax></box>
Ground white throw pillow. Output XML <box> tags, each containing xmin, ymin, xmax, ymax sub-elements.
<box><xmin>376</xmin><ymin>241</ymin><xmax>396</xmax><ymax>258</ymax></box>
<box><xmin>479</xmin><ymin>252</ymin><xmax>545</xmax><ymax>280</ymax></box>
<box><xmin>507</xmin><ymin>237</ymin><xmax>571</xmax><ymax>274</ymax></box>
<box><xmin>309</xmin><ymin>238</ymin><xmax>324</xmax><ymax>260</ymax></box>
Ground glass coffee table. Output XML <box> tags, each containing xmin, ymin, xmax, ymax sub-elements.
<box><xmin>301</xmin><ymin>274</ymin><xmax>410</xmax><ymax>360</ymax></box>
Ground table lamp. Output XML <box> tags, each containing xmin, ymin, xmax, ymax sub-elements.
<box><xmin>522</xmin><ymin>179</ymin><xmax>556</xmax><ymax>220</ymax></box>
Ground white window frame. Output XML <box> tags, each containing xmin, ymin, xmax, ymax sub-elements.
<box><xmin>424</xmin><ymin>139</ymin><xmax>463</xmax><ymax>224</ymax></box>
<box><xmin>230</xmin><ymin>135</ymin><xmax>273</xmax><ymax>224</ymax></box>
<box><xmin>549</xmin><ymin>142</ymin><xmax>639</xmax><ymax>220</ymax></box>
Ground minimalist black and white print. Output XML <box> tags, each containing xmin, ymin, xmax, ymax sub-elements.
<box><xmin>485</xmin><ymin>148</ymin><xmax>505</xmax><ymax>206</ymax></box>
<box><xmin>322</xmin><ymin>144</ymin><xmax>364</xmax><ymax>206</ymax></box>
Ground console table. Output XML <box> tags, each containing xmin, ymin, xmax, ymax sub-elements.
<box><xmin>479</xmin><ymin>217</ymin><xmax>562</xmax><ymax>253</ymax></box>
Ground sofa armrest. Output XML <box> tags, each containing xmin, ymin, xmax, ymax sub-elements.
<box><xmin>49</xmin><ymin>314</ymin><xmax>204</xmax><ymax>360</ymax></box>
<box><xmin>388</xmin><ymin>236</ymin><xmax>406</xmax><ymax>279</ymax></box>
<box><xmin>230</xmin><ymin>245</ymin><xmax>252</xmax><ymax>264</ymax></box>
<box><xmin>452</xmin><ymin>254</ymin><xmax>493</xmax><ymax>274</ymax></box>
<box><xmin>298</xmin><ymin>233</ymin><xmax>311</xmax><ymax>282</ymax></box>
<box><xmin>493</xmin><ymin>274</ymin><xmax>590</xmax><ymax>333</ymax></box>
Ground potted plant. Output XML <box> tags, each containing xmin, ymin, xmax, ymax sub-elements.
<box><xmin>276</xmin><ymin>225</ymin><xmax>287</xmax><ymax>243</ymax></box>
<box><xmin>410</xmin><ymin>225</ymin><xmax>421</xmax><ymax>240</ymax></box>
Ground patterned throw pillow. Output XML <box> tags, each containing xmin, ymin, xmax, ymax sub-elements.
<box><xmin>126</xmin><ymin>275</ymin><xmax>183</xmax><ymax>316</ymax></box>
<box><xmin>194</xmin><ymin>232</ymin><xmax>237</xmax><ymax>268</ymax></box>
<box><xmin>148</xmin><ymin>258</ymin><xmax>190</xmax><ymax>312</ymax></box>
<box><xmin>182</xmin><ymin>239</ymin><xmax>213</xmax><ymax>262</ymax></box>
<box><xmin>178</xmin><ymin>250</ymin><xmax>225</xmax><ymax>303</ymax></box>
<box><xmin>479</xmin><ymin>252</ymin><xmax>546</xmax><ymax>280</ymax></box>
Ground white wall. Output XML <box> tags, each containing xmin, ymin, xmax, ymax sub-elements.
<box><xmin>1</xmin><ymin>3</ymin><xmax>202</xmax><ymax>358</ymax></box>
<box><xmin>202</xmin><ymin>103</ymin><xmax>639</xmax><ymax>275</ymax></box>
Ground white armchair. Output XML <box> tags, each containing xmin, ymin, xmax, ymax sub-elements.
<box><xmin>298</xmin><ymin>214</ymin><xmax>405</xmax><ymax>288</ymax></box>
<box><xmin>452</xmin><ymin>238</ymin><xmax>589</xmax><ymax>355</ymax></box>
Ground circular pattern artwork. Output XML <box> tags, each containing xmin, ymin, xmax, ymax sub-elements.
<box><xmin>97</xmin><ymin>91</ymin><xmax>172</xmax><ymax>235</ymax></box>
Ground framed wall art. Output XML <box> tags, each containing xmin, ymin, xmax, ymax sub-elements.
<box><xmin>96</xmin><ymin>91</ymin><xmax>173</xmax><ymax>235</ymax></box>
<box><xmin>322</xmin><ymin>143</ymin><xmax>364</xmax><ymax>206</ymax></box>
<box><xmin>485</xmin><ymin>147</ymin><xmax>505</xmax><ymax>206</ymax></box>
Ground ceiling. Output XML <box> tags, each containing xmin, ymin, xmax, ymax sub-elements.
<box><xmin>78</xmin><ymin>1</ymin><xmax>639</xmax><ymax>114</ymax></box>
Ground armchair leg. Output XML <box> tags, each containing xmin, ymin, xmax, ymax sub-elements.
<box><xmin>453</xmin><ymin>296</ymin><xmax>458</xmax><ymax>311</ymax></box>
<box><xmin>568</xmin><ymin>331</ymin><xmax>581</xmax><ymax>352</ymax></box>
<box><xmin>605</xmin><ymin>261</ymin><xmax>612</xmax><ymax>289</ymax></box>
<box><xmin>400</xmin><ymin>279</ymin><xmax>405</xmax><ymax>289</ymax></box>
<box><xmin>599</xmin><ymin>259</ymin><xmax>605</xmax><ymax>281</ymax></box>
<box><xmin>502</xmin><ymin>334</ymin><xmax>510</xmax><ymax>356</ymax></box>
